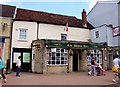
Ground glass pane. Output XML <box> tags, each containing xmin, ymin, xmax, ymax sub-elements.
<box><xmin>56</xmin><ymin>48</ymin><xmax>60</xmax><ymax>52</ymax></box>
<box><xmin>61</xmin><ymin>49</ymin><xmax>64</xmax><ymax>52</ymax></box>
<box><xmin>52</xmin><ymin>52</ymin><xmax>55</xmax><ymax>57</ymax></box>
<box><xmin>61</xmin><ymin>61</ymin><xmax>64</xmax><ymax>64</ymax></box>
<box><xmin>52</xmin><ymin>61</ymin><xmax>55</xmax><ymax>64</ymax></box>
<box><xmin>56</xmin><ymin>60</ymin><xmax>60</xmax><ymax>64</ymax></box>
<box><xmin>52</xmin><ymin>57</ymin><xmax>55</xmax><ymax>60</ymax></box>
<box><xmin>56</xmin><ymin>53</ymin><xmax>60</xmax><ymax>57</ymax></box>
<box><xmin>23</xmin><ymin>52</ymin><xmax>30</xmax><ymax>63</ymax></box>
<box><xmin>61</xmin><ymin>57</ymin><xmax>64</xmax><ymax>60</ymax></box>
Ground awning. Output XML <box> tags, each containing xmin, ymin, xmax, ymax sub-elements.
<box><xmin>0</xmin><ymin>36</ymin><xmax>5</xmax><ymax>43</ymax></box>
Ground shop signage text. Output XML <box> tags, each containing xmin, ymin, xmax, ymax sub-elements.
<box><xmin>47</xmin><ymin>42</ymin><xmax>103</xmax><ymax>49</ymax></box>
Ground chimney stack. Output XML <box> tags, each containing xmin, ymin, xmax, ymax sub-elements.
<box><xmin>82</xmin><ymin>9</ymin><xmax>87</xmax><ymax>28</ymax></box>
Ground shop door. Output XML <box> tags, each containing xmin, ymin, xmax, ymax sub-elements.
<box><xmin>73</xmin><ymin>53</ymin><xmax>78</xmax><ymax>71</ymax></box>
<box><xmin>107</xmin><ymin>51</ymin><xmax>113</xmax><ymax>70</ymax></box>
<box><xmin>12</xmin><ymin>48</ymin><xmax>32</xmax><ymax>72</ymax></box>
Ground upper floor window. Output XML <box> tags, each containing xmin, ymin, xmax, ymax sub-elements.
<box><xmin>95</xmin><ymin>31</ymin><xmax>99</xmax><ymax>38</ymax></box>
<box><xmin>18</xmin><ymin>28</ymin><xmax>28</xmax><ymax>41</ymax></box>
<box><xmin>61</xmin><ymin>34</ymin><xmax>67</xmax><ymax>41</ymax></box>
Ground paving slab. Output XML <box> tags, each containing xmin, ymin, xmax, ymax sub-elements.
<box><xmin>1</xmin><ymin>70</ymin><xmax>120</xmax><ymax>86</ymax></box>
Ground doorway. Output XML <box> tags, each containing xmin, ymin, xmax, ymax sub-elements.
<box><xmin>107</xmin><ymin>51</ymin><xmax>113</xmax><ymax>70</ymax></box>
<box><xmin>73</xmin><ymin>53</ymin><xmax>78</xmax><ymax>71</ymax></box>
<box><xmin>12</xmin><ymin>48</ymin><xmax>32</xmax><ymax>72</ymax></box>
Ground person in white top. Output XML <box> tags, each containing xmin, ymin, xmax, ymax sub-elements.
<box><xmin>16</xmin><ymin>56</ymin><xmax>21</xmax><ymax>77</ymax></box>
<box><xmin>112</xmin><ymin>55</ymin><xmax>120</xmax><ymax>82</ymax></box>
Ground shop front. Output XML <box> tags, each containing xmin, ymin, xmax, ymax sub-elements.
<box><xmin>106</xmin><ymin>46</ymin><xmax>120</xmax><ymax>70</ymax></box>
<box><xmin>31</xmin><ymin>39</ymin><xmax>104</xmax><ymax>74</ymax></box>
<box><xmin>12</xmin><ymin>48</ymin><xmax>32</xmax><ymax>72</ymax></box>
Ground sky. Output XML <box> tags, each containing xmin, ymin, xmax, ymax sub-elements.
<box><xmin>0</xmin><ymin>0</ymin><xmax>118</xmax><ymax>19</ymax></box>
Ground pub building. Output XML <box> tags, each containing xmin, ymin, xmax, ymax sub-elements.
<box><xmin>31</xmin><ymin>39</ymin><xmax>104</xmax><ymax>74</ymax></box>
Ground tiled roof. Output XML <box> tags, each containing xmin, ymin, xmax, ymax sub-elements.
<box><xmin>15</xmin><ymin>8</ymin><xmax>93</xmax><ymax>29</ymax></box>
<box><xmin>0</xmin><ymin>4</ymin><xmax>16</xmax><ymax>18</ymax></box>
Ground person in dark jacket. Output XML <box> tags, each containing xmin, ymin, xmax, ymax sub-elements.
<box><xmin>90</xmin><ymin>57</ymin><xmax>97</xmax><ymax>76</ymax></box>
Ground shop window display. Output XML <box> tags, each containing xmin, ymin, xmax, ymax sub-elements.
<box><xmin>87</xmin><ymin>50</ymin><xmax>102</xmax><ymax>65</ymax></box>
<box><xmin>46</xmin><ymin>48</ymin><xmax>68</xmax><ymax>65</ymax></box>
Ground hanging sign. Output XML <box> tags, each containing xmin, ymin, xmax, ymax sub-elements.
<box><xmin>112</xmin><ymin>27</ymin><xmax>120</xmax><ymax>37</ymax></box>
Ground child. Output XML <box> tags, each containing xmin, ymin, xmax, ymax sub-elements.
<box><xmin>97</xmin><ymin>64</ymin><xmax>105</xmax><ymax>76</ymax></box>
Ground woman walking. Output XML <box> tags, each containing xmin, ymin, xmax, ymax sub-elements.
<box><xmin>0</xmin><ymin>56</ymin><xmax>7</xmax><ymax>83</ymax></box>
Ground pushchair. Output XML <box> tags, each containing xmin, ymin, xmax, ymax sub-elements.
<box><xmin>96</xmin><ymin>64</ymin><xmax>105</xmax><ymax>76</ymax></box>
<box><xmin>88</xmin><ymin>64</ymin><xmax>105</xmax><ymax>76</ymax></box>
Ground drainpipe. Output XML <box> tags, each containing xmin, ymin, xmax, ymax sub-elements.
<box><xmin>7</xmin><ymin>19</ymin><xmax>14</xmax><ymax>73</ymax></box>
<box><xmin>37</xmin><ymin>22</ymin><xmax>39</xmax><ymax>40</ymax></box>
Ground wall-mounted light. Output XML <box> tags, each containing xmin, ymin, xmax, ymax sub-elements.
<box><xmin>1</xmin><ymin>23</ymin><xmax>8</xmax><ymax>30</ymax></box>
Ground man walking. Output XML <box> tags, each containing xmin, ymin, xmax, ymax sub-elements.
<box><xmin>16</xmin><ymin>56</ymin><xmax>21</xmax><ymax>77</ymax></box>
<box><xmin>112</xmin><ymin>55</ymin><xmax>120</xmax><ymax>82</ymax></box>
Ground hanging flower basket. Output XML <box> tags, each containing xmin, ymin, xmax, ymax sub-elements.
<box><xmin>87</xmin><ymin>50</ymin><xmax>91</xmax><ymax>55</ymax></box>
<box><xmin>69</xmin><ymin>49</ymin><xmax>73</xmax><ymax>56</ymax></box>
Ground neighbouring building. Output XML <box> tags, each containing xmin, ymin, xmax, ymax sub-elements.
<box><xmin>11</xmin><ymin>7</ymin><xmax>106</xmax><ymax>74</ymax></box>
<box><xmin>87</xmin><ymin>1</ymin><xmax>120</xmax><ymax>70</ymax></box>
<box><xmin>0</xmin><ymin>4</ymin><xmax>16</xmax><ymax>71</ymax></box>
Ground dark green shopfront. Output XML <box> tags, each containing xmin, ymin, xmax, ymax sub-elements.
<box><xmin>31</xmin><ymin>39</ymin><xmax>105</xmax><ymax>74</ymax></box>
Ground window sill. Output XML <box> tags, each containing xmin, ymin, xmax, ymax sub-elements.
<box><xmin>17</xmin><ymin>40</ymin><xmax>28</xmax><ymax>42</ymax></box>
<box><xmin>46</xmin><ymin>64</ymin><xmax>68</xmax><ymax>66</ymax></box>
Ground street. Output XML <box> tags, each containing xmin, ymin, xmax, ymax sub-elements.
<box><xmin>1</xmin><ymin>70</ymin><xmax>119</xmax><ymax>86</ymax></box>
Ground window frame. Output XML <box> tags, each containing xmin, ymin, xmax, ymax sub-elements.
<box><xmin>61</xmin><ymin>34</ymin><xmax>67</xmax><ymax>41</ymax></box>
<box><xmin>94</xmin><ymin>31</ymin><xmax>99</xmax><ymax>38</ymax></box>
<box><xmin>18</xmin><ymin>28</ymin><xmax>28</xmax><ymax>41</ymax></box>
<box><xmin>46</xmin><ymin>48</ymin><xmax>68</xmax><ymax>66</ymax></box>
<box><xmin>87</xmin><ymin>50</ymin><xmax>102</xmax><ymax>65</ymax></box>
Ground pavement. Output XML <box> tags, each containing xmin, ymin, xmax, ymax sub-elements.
<box><xmin>1</xmin><ymin>70</ymin><xmax>120</xmax><ymax>86</ymax></box>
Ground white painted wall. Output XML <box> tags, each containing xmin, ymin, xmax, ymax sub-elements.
<box><xmin>39</xmin><ymin>23</ymin><xmax>90</xmax><ymax>42</ymax></box>
<box><xmin>12</xmin><ymin>21</ymin><xmax>90</xmax><ymax>49</ymax></box>
<box><xmin>87</xmin><ymin>2</ymin><xmax>118</xmax><ymax>27</ymax></box>
<box><xmin>90</xmin><ymin>26</ymin><xmax>107</xmax><ymax>43</ymax></box>
<box><xmin>91</xmin><ymin>25</ymin><xmax>119</xmax><ymax>46</ymax></box>
<box><xmin>12</xmin><ymin>21</ymin><xmax>38</xmax><ymax>48</ymax></box>
<box><xmin>88</xmin><ymin>2</ymin><xmax>120</xmax><ymax>46</ymax></box>
<box><xmin>118</xmin><ymin>4</ymin><xmax>120</xmax><ymax>26</ymax></box>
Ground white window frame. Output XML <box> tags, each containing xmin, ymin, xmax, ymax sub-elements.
<box><xmin>95</xmin><ymin>31</ymin><xmax>99</xmax><ymax>38</ymax></box>
<box><xmin>61</xmin><ymin>34</ymin><xmax>67</xmax><ymax>41</ymax></box>
<box><xmin>18</xmin><ymin>28</ymin><xmax>28</xmax><ymax>41</ymax></box>
<box><xmin>46</xmin><ymin>48</ymin><xmax>68</xmax><ymax>65</ymax></box>
<box><xmin>87</xmin><ymin>50</ymin><xmax>102</xmax><ymax>65</ymax></box>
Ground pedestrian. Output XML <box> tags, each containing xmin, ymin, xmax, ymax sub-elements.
<box><xmin>0</xmin><ymin>56</ymin><xmax>7</xmax><ymax>83</ymax></box>
<box><xmin>112</xmin><ymin>55</ymin><xmax>120</xmax><ymax>82</ymax></box>
<box><xmin>88</xmin><ymin>57</ymin><xmax>97</xmax><ymax>76</ymax></box>
<box><xmin>16</xmin><ymin>56</ymin><xmax>21</xmax><ymax>77</ymax></box>
<box><xmin>92</xmin><ymin>57</ymin><xmax>97</xmax><ymax>76</ymax></box>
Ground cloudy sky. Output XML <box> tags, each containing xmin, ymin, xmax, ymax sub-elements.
<box><xmin>0</xmin><ymin>0</ymin><xmax>119</xmax><ymax>18</ymax></box>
